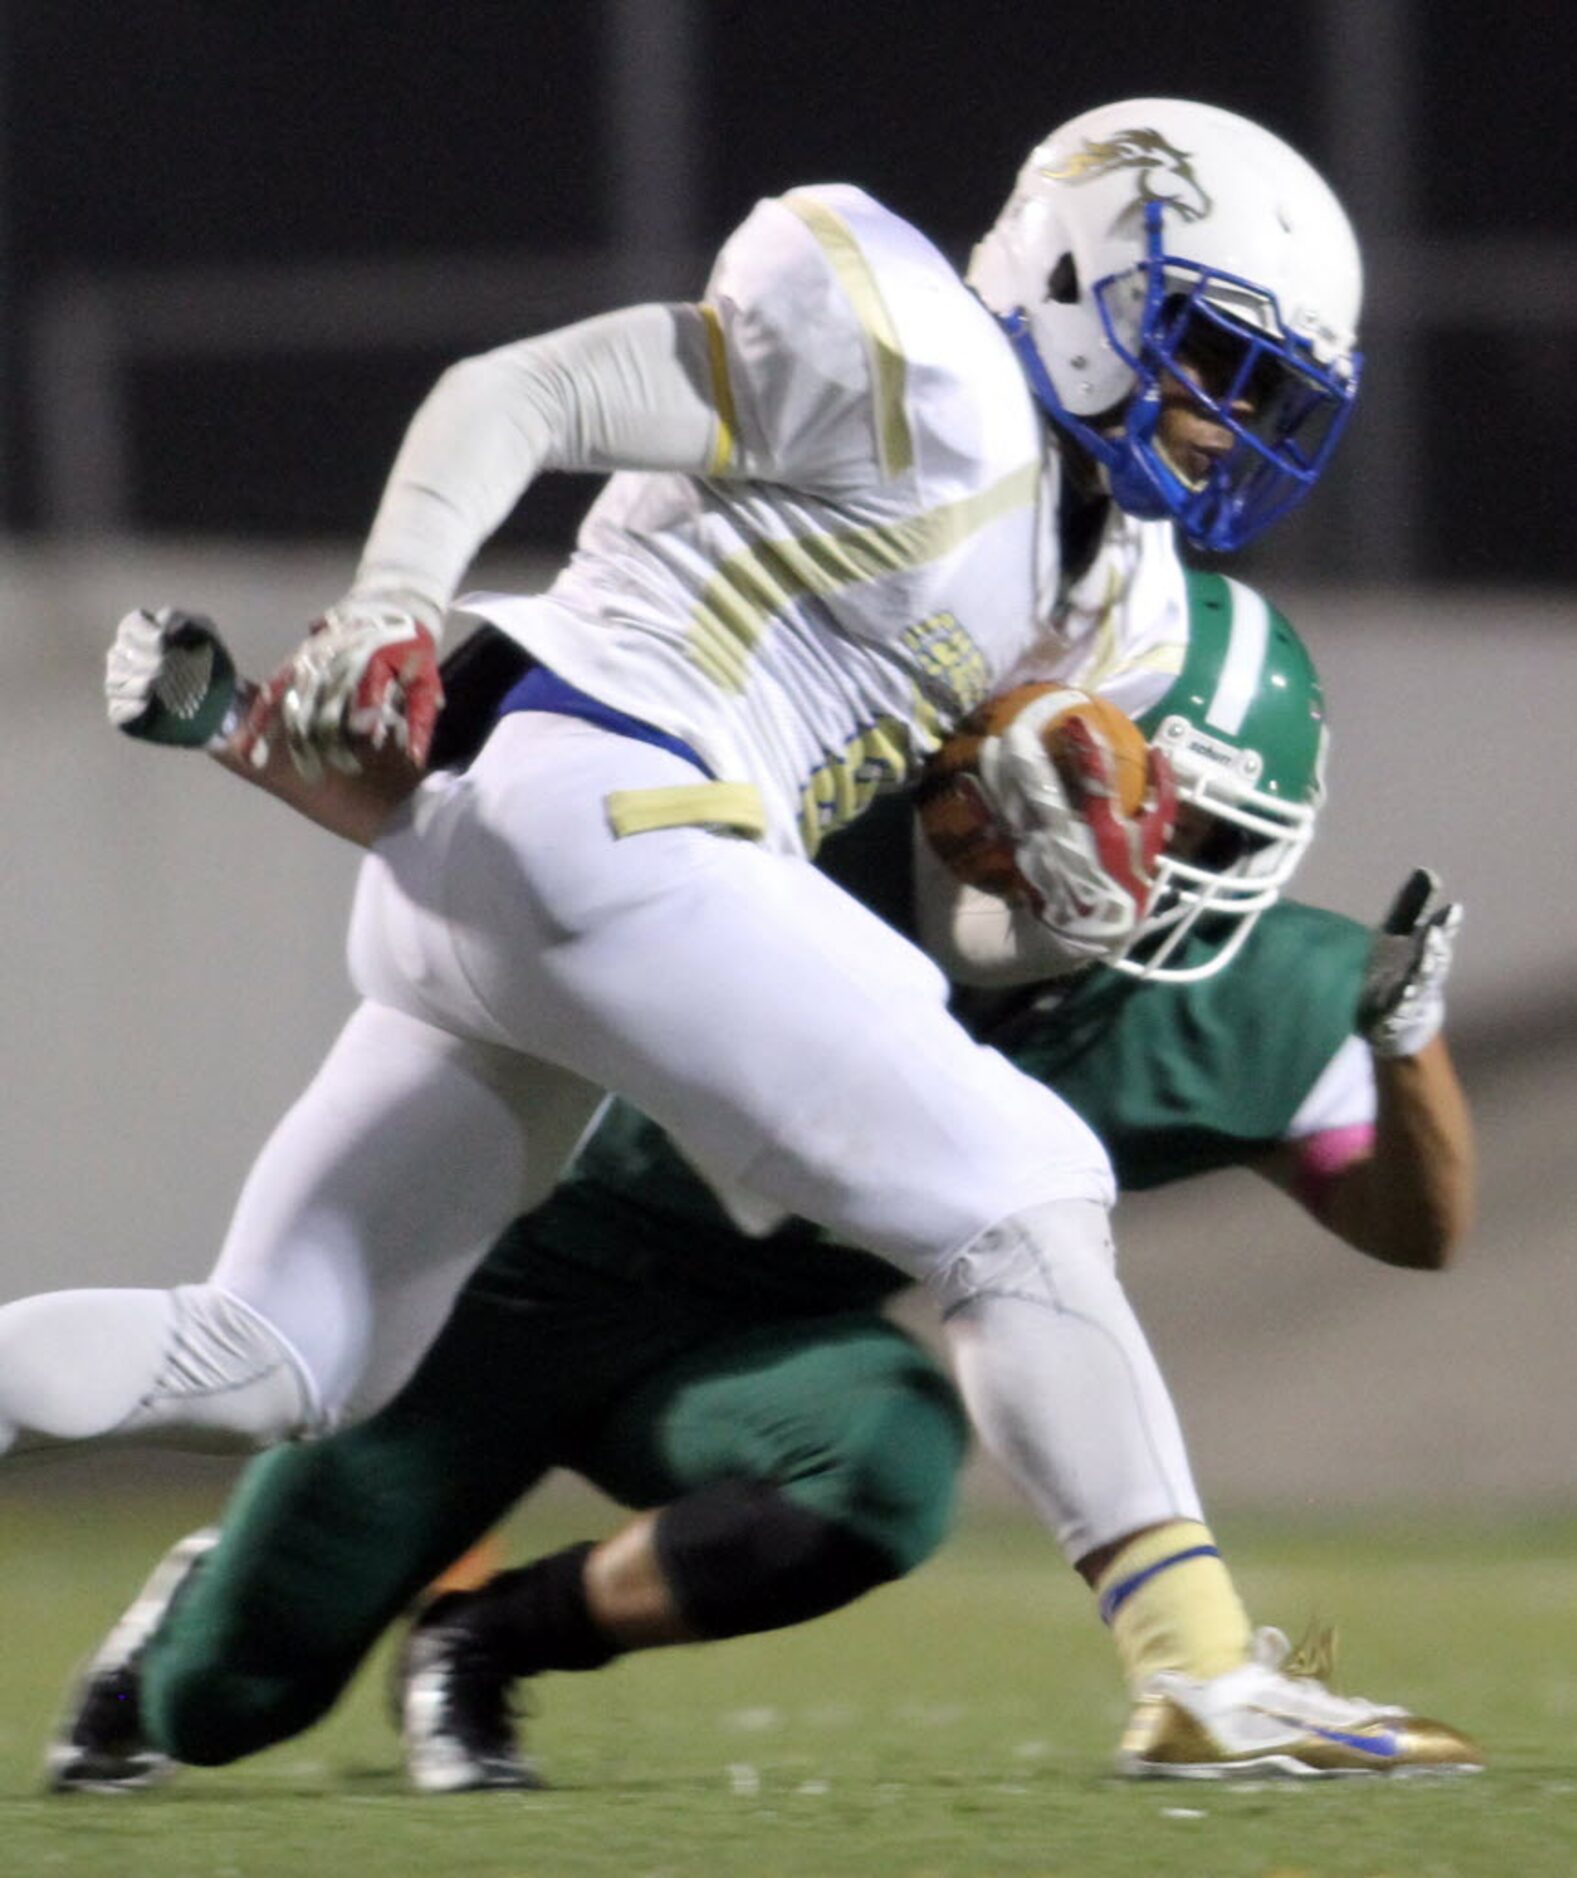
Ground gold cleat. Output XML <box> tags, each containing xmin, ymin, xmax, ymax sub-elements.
<box><xmin>1117</xmin><ymin>1625</ymin><xmax>1484</xmax><ymax>1779</ymax></box>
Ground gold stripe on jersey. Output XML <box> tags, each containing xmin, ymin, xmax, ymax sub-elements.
<box><xmin>1095</xmin><ymin>642</ymin><xmax>1187</xmax><ymax>690</ymax></box>
<box><xmin>1066</xmin><ymin>567</ymin><xmax>1124</xmax><ymax>689</ymax></box>
<box><xmin>687</xmin><ymin>460</ymin><xmax>1040</xmax><ymax>693</ymax></box>
<box><xmin>697</xmin><ymin>303</ymin><xmax>739</xmax><ymax>476</ymax></box>
<box><xmin>783</xmin><ymin>192</ymin><xmax>914</xmax><ymax>479</ymax></box>
<box><xmin>799</xmin><ymin>715</ymin><xmax>911</xmax><ymax>853</ymax></box>
<box><xmin>605</xmin><ymin>782</ymin><xmax>768</xmax><ymax>840</ymax></box>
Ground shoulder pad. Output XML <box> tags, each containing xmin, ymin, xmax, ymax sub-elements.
<box><xmin>705</xmin><ymin>187</ymin><xmax>1031</xmax><ymax>488</ymax></box>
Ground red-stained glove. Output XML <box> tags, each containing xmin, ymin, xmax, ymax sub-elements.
<box><xmin>978</xmin><ymin>698</ymin><xmax>1177</xmax><ymax>965</ymax></box>
<box><xmin>240</xmin><ymin>603</ymin><xmax>443</xmax><ymax>780</ymax></box>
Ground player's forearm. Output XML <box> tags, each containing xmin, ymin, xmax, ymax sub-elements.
<box><xmin>209</xmin><ymin>733</ymin><xmax>420</xmax><ymax>849</ymax></box>
<box><xmin>1315</xmin><ymin>1037</ymin><xmax>1475</xmax><ymax>1269</ymax></box>
<box><xmin>911</xmin><ymin>821</ymin><xmax>1094</xmax><ymax>987</ymax></box>
<box><xmin>348</xmin><ymin>303</ymin><xmax>720</xmax><ymax>625</ymax></box>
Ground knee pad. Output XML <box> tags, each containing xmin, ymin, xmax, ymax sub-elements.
<box><xmin>928</xmin><ymin>1197</ymin><xmax>1117</xmax><ymax>1316</ymax></box>
<box><xmin>0</xmin><ymin>1284</ymin><xmax>319</xmax><ymax>1459</ymax></box>
<box><xmin>653</xmin><ymin>1479</ymin><xmax>901</xmax><ymax>1639</ymax></box>
<box><xmin>148</xmin><ymin>1286</ymin><xmax>322</xmax><ymax>1446</ymax></box>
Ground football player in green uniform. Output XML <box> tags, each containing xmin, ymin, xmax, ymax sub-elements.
<box><xmin>50</xmin><ymin>574</ymin><xmax>1476</xmax><ymax>1791</ymax></box>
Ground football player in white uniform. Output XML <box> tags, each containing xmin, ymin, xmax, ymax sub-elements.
<box><xmin>2</xmin><ymin>101</ymin><xmax>1378</xmax><ymax>1762</ymax></box>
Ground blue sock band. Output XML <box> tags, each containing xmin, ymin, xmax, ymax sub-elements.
<box><xmin>1098</xmin><ymin>1544</ymin><xmax>1221</xmax><ymax>1626</ymax></box>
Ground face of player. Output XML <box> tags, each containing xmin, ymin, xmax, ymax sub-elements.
<box><xmin>1152</xmin><ymin>310</ymin><xmax>1308</xmax><ymax>493</ymax></box>
<box><xmin>1152</xmin><ymin>303</ymin><xmax>1281</xmax><ymax>489</ymax></box>
<box><xmin>1151</xmin><ymin>370</ymin><xmax>1236</xmax><ymax>490</ymax></box>
<box><xmin>1168</xmin><ymin>801</ymin><xmax>1268</xmax><ymax>873</ymax></box>
<box><xmin>1062</xmin><ymin>314</ymin><xmax>1275</xmax><ymax>505</ymax></box>
<box><xmin>1082</xmin><ymin>342</ymin><xmax>1250</xmax><ymax>496</ymax></box>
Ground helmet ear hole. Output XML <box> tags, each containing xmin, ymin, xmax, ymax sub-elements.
<box><xmin>1046</xmin><ymin>253</ymin><xmax>1079</xmax><ymax>304</ymax></box>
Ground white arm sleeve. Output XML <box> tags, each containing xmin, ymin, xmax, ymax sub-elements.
<box><xmin>348</xmin><ymin>302</ymin><xmax>721</xmax><ymax>627</ymax></box>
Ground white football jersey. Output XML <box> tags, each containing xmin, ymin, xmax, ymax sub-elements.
<box><xmin>463</xmin><ymin>185</ymin><xmax>1188</xmax><ymax>853</ymax></box>
<box><xmin>1010</xmin><ymin>502</ymin><xmax>1192</xmax><ymax>723</ymax></box>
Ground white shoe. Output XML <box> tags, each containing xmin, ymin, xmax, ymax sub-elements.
<box><xmin>45</xmin><ymin>1528</ymin><xmax>220</xmax><ymax>1793</ymax></box>
<box><xmin>1118</xmin><ymin>1626</ymin><xmax>1484</xmax><ymax>1779</ymax></box>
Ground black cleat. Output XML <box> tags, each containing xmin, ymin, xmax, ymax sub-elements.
<box><xmin>396</xmin><ymin>1593</ymin><xmax>541</xmax><ymax>1793</ymax></box>
<box><xmin>45</xmin><ymin>1527</ymin><xmax>219</xmax><ymax>1794</ymax></box>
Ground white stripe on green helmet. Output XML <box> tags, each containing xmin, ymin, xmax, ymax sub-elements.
<box><xmin>1205</xmin><ymin>576</ymin><xmax>1271</xmax><ymax>736</ymax></box>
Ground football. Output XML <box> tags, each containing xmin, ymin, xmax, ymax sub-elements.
<box><xmin>915</xmin><ymin>684</ymin><xmax>1151</xmax><ymax>898</ymax></box>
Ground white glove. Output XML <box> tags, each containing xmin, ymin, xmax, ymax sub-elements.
<box><xmin>246</xmin><ymin>600</ymin><xmax>443</xmax><ymax>781</ymax></box>
<box><xmin>976</xmin><ymin>689</ymin><xmax>1176</xmax><ymax>965</ymax></box>
<box><xmin>1358</xmin><ymin>868</ymin><xmax>1462</xmax><ymax>1058</ymax></box>
<box><xmin>105</xmin><ymin>607</ymin><xmax>247</xmax><ymax>748</ymax></box>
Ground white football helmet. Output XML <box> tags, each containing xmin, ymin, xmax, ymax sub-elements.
<box><xmin>968</xmin><ymin>98</ymin><xmax>1363</xmax><ymax>550</ymax></box>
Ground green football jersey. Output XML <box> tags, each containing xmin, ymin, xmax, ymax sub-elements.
<box><xmin>490</xmin><ymin>796</ymin><xmax>1369</xmax><ymax>1311</ymax></box>
<box><xmin>971</xmin><ymin>896</ymin><xmax>1369</xmax><ymax>1189</ymax></box>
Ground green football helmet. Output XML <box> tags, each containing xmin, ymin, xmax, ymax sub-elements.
<box><xmin>1114</xmin><ymin>570</ymin><xmax>1327</xmax><ymax>982</ymax></box>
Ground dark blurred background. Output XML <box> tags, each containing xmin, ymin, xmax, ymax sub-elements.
<box><xmin>4</xmin><ymin>0</ymin><xmax>1574</xmax><ymax>583</ymax></box>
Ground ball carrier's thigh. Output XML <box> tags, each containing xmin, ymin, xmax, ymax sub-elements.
<box><xmin>211</xmin><ymin>1004</ymin><xmax>602</xmax><ymax>1422</ymax></box>
<box><xmin>351</xmin><ymin>714</ymin><xmax>1113</xmax><ymax>1279</ymax></box>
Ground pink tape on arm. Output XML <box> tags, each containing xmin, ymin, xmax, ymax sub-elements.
<box><xmin>1288</xmin><ymin>1123</ymin><xmax>1376</xmax><ymax>1219</ymax></box>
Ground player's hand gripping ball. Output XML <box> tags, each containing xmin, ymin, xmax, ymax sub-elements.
<box><xmin>915</xmin><ymin>684</ymin><xmax>1176</xmax><ymax>965</ymax></box>
<box><xmin>917</xmin><ymin>686</ymin><xmax>1149</xmax><ymax>893</ymax></box>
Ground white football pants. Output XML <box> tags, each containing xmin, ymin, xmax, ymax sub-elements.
<box><xmin>0</xmin><ymin>714</ymin><xmax>1201</xmax><ymax>1557</ymax></box>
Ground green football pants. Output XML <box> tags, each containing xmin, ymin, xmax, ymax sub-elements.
<box><xmin>142</xmin><ymin>1249</ymin><xmax>966</xmax><ymax>1763</ymax></box>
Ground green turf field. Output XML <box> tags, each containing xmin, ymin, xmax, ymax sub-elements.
<box><xmin>3</xmin><ymin>1485</ymin><xmax>1574</xmax><ymax>1877</ymax></box>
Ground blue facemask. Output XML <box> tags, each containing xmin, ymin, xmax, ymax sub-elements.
<box><xmin>1000</xmin><ymin>201</ymin><xmax>1361</xmax><ymax>552</ymax></box>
